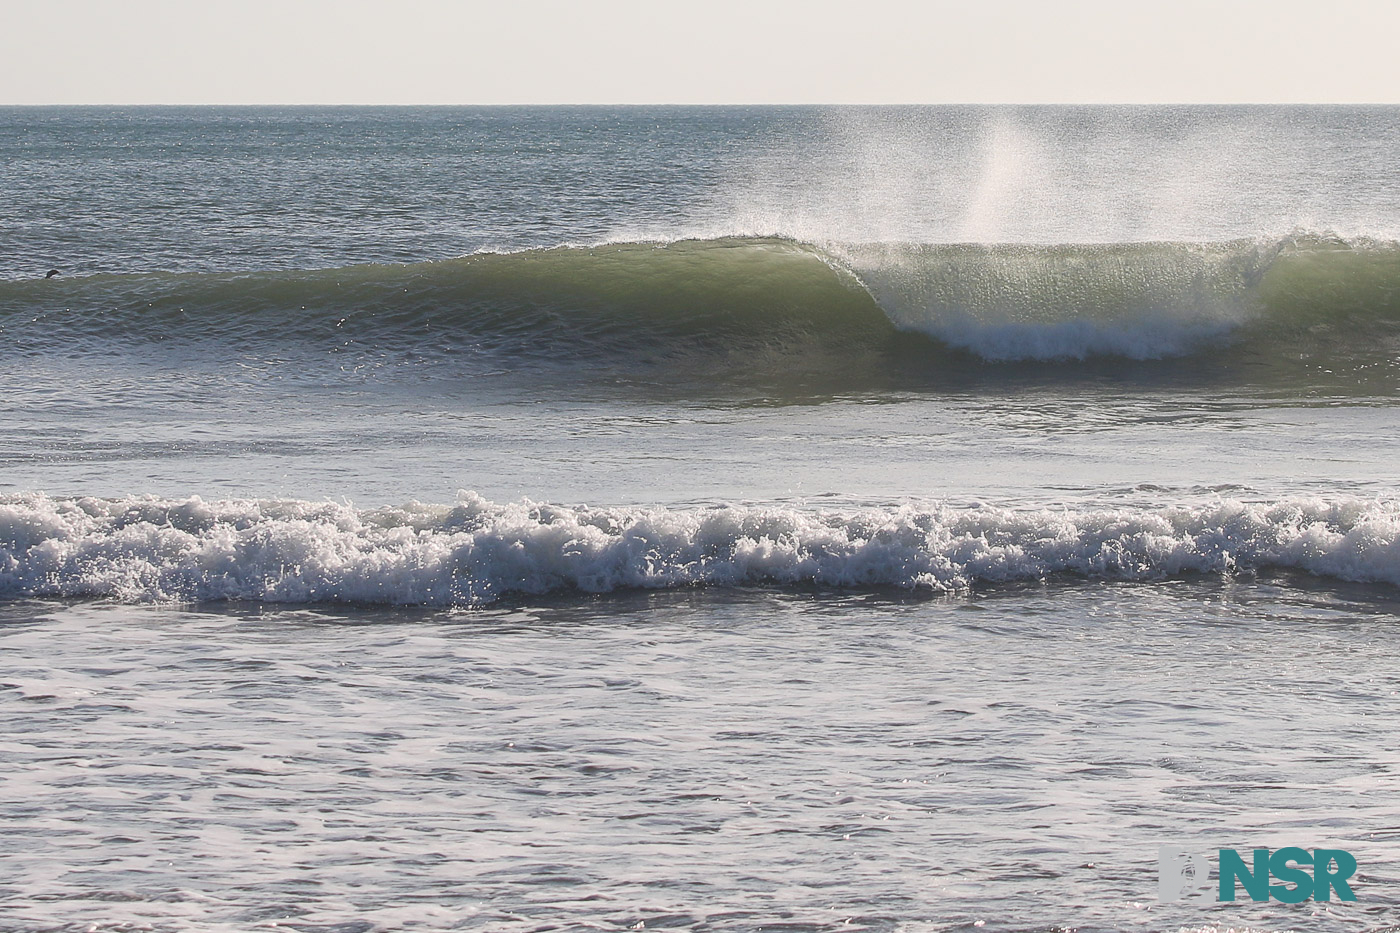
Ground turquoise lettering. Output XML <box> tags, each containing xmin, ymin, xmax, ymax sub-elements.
<box><xmin>1313</xmin><ymin>849</ymin><xmax>1358</xmax><ymax>902</ymax></box>
<box><xmin>1219</xmin><ymin>848</ymin><xmax>1270</xmax><ymax>902</ymax></box>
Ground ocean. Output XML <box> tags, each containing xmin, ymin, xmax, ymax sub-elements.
<box><xmin>2</xmin><ymin>105</ymin><xmax>1399</xmax><ymax>932</ymax></box>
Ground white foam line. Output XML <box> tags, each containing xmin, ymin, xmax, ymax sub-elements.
<box><xmin>2</xmin><ymin>493</ymin><xmax>1397</xmax><ymax>606</ymax></box>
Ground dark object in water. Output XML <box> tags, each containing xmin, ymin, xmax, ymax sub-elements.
<box><xmin>45</xmin><ymin>269</ymin><xmax>60</xmax><ymax>278</ymax></box>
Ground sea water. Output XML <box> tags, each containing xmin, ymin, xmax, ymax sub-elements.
<box><xmin>2</xmin><ymin>106</ymin><xmax>1399</xmax><ymax>932</ymax></box>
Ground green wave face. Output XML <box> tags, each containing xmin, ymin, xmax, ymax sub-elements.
<box><xmin>4</xmin><ymin>235</ymin><xmax>1399</xmax><ymax>394</ymax></box>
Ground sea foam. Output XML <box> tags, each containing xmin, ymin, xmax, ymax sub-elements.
<box><xmin>2</xmin><ymin>493</ymin><xmax>1397</xmax><ymax>606</ymax></box>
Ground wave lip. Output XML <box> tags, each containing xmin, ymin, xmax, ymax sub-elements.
<box><xmin>2</xmin><ymin>493</ymin><xmax>1398</xmax><ymax>606</ymax></box>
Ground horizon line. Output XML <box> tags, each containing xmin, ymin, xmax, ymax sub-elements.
<box><xmin>5</xmin><ymin>100</ymin><xmax>1400</xmax><ymax>108</ymax></box>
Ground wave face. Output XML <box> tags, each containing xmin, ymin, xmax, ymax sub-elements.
<box><xmin>4</xmin><ymin>234</ymin><xmax>1399</xmax><ymax>384</ymax></box>
<box><xmin>3</xmin><ymin>493</ymin><xmax>1398</xmax><ymax>606</ymax></box>
<box><xmin>841</xmin><ymin>240</ymin><xmax>1266</xmax><ymax>360</ymax></box>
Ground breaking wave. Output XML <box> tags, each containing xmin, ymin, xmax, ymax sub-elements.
<box><xmin>2</xmin><ymin>492</ymin><xmax>1398</xmax><ymax>606</ymax></box>
<box><xmin>3</xmin><ymin>234</ymin><xmax>1399</xmax><ymax>378</ymax></box>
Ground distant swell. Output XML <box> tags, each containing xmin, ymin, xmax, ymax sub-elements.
<box><xmin>4</xmin><ymin>234</ymin><xmax>1399</xmax><ymax>378</ymax></box>
<box><xmin>3</xmin><ymin>493</ymin><xmax>1398</xmax><ymax>606</ymax></box>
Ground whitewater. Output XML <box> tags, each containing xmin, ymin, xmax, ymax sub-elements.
<box><xmin>5</xmin><ymin>493</ymin><xmax>1400</xmax><ymax>605</ymax></box>
<box><xmin>2</xmin><ymin>105</ymin><xmax>1400</xmax><ymax>933</ymax></box>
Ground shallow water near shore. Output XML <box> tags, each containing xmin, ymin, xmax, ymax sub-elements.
<box><xmin>3</xmin><ymin>580</ymin><xmax>1400</xmax><ymax>932</ymax></box>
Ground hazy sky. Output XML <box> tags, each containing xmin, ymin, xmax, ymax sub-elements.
<box><xmin>4</xmin><ymin>0</ymin><xmax>1398</xmax><ymax>105</ymax></box>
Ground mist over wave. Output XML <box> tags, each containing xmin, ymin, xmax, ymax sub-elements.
<box><xmin>712</xmin><ymin>107</ymin><xmax>1400</xmax><ymax>247</ymax></box>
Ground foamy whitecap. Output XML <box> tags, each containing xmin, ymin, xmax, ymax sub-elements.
<box><xmin>1</xmin><ymin>492</ymin><xmax>1397</xmax><ymax>606</ymax></box>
